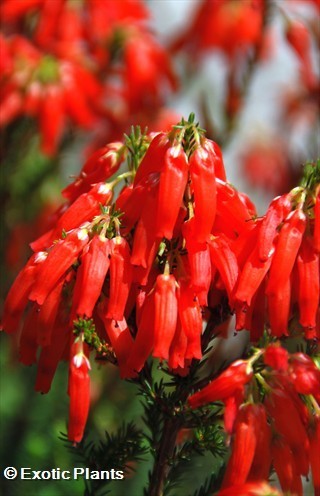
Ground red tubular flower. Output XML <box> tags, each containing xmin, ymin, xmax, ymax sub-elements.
<box><xmin>209</xmin><ymin>235</ymin><xmax>238</xmax><ymax>302</ymax></box>
<box><xmin>53</xmin><ymin>3</ymin><xmax>84</xmax><ymax>59</ymax></box>
<box><xmin>62</xmin><ymin>74</ymin><xmax>96</xmax><ymax>128</ymax></box>
<box><xmin>188</xmin><ymin>360</ymin><xmax>252</xmax><ymax>409</ymax></box>
<box><xmin>267</xmin><ymin>278</ymin><xmax>291</xmax><ymax>337</ymax></box>
<box><xmin>266</xmin><ymin>209</ymin><xmax>306</xmax><ymax>295</ymax></box>
<box><xmin>155</xmin><ymin>145</ymin><xmax>188</xmax><ymax>240</ymax></box>
<box><xmin>131</xmin><ymin>186</ymin><xmax>159</xmax><ymax>268</ymax></box>
<box><xmin>71</xmin><ymin>64</ymin><xmax>103</xmax><ymax>101</ymax></box>
<box><xmin>0</xmin><ymin>89</ymin><xmax>23</xmax><ymax>126</ymax></box>
<box><xmin>170</xmin><ymin>0</ymin><xmax>263</xmax><ymax>59</ymax></box>
<box><xmin>133</xmin><ymin>133</ymin><xmax>169</xmax><ymax>186</ymax></box>
<box><xmin>283</xmin><ymin>379</ymin><xmax>311</xmax><ymax>428</ymax></box>
<box><xmin>271</xmin><ymin>438</ymin><xmax>303</xmax><ymax>496</ymax></box>
<box><xmin>131</xmin><ymin>215</ymin><xmax>154</xmax><ymax>269</ymax></box>
<box><xmin>1</xmin><ymin>251</ymin><xmax>47</xmax><ymax>333</ymax></box>
<box><xmin>286</xmin><ymin>19</ymin><xmax>315</xmax><ymax>90</ymax></box>
<box><xmin>132</xmin><ymin>238</ymin><xmax>160</xmax><ymax>286</ymax></box>
<box><xmin>177</xmin><ymin>282</ymin><xmax>202</xmax><ymax>360</ymax></box>
<box><xmin>31</xmin><ymin>182</ymin><xmax>112</xmax><ymax>251</ymax></box>
<box><xmin>55</xmin><ymin>183</ymin><xmax>112</xmax><ymax>238</ymax></box>
<box><xmin>263</xmin><ymin>344</ymin><xmax>288</xmax><ymax>371</ymax></box>
<box><xmin>35</xmin><ymin>324</ymin><xmax>71</xmax><ymax>394</ymax></box>
<box><xmin>289</xmin><ymin>353</ymin><xmax>320</xmax><ymax>399</ymax></box>
<box><xmin>36</xmin><ymin>277</ymin><xmax>65</xmax><ymax>347</ymax></box>
<box><xmin>0</xmin><ymin>0</ymin><xmax>43</xmax><ymax>21</ymax></box>
<box><xmin>202</xmin><ymin>138</ymin><xmax>226</xmax><ymax>181</ymax></box>
<box><xmin>183</xmin><ymin>218</ymin><xmax>211</xmax><ymax>302</ymax></box>
<box><xmin>34</xmin><ymin>0</ymin><xmax>64</xmax><ymax>49</ymax></box>
<box><xmin>71</xmin><ymin>235</ymin><xmax>111</xmax><ymax>320</ymax></box>
<box><xmin>190</xmin><ymin>145</ymin><xmax>217</xmax><ymax>243</ymax></box>
<box><xmin>29</xmin><ymin>228</ymin><xmax>89</xmax><ymax>305</ymax></box>
<box><xmin>297</xmin><ymin>237</ymin><xmax>319</xmax><ymax>333</ymax></box>
<box><xmin>106</xmin><ymin>236</ymin><xmax>132</xmax><ymax>321</ymax></box>
<box><xmin>168</xmin><ymin>320</ymin><xmax>188</xmax><ymax>370</ymax></box>
<box><xmin>39</xmin><ymin>83</ymin><xmax>65</xmax><ymax>156</ymax></box>
<box><xmin>117</xmin><ymin>173</ymin><xmax>160</xmax><ymax>234</ymax></box>
<box><xmin>241</xmin><ymin>278</ymin><xmax>266</xmax><ymax>339</ymax></box>
<box><xmin>223</xmin><ymin>388</ymin><xmax>244</xmax><ymax>435</ymax></box>
<box><xmin>116</xmin><ymin>182</ymin><xmax>147</xmax><ymax>233</ymax></box>
<box><xmin>67</xmin><ymin>342</ymin><xmax>91</xmax><ymax>444</ymax></box>
<box><xmin>62</xmin><ymin>142</ymin><xmax>124</xmax><ymax>203</ymax></box>
<box><xmin>231</xmin><ymin>220</ymin><xmax>259</xmax><ymax>268</ymax></box>
<box><xmin>100</xmin><ymin>313</ymin><xmax>135</xmax><ymax>379</ymax></box>
<box><xmin>216</xmin><ymin>180</ymin><xmax>255</xmax><ymax>237</ymax></box>
<box><xmin>221</xmin><ymin>404</ymin><xmax>258</xmax><ymax>489</ymax></box>
<box><xmin>264</xmin><ymin>389</ymin><xmax>309</xmax><ymax>455</ymax></box>
<box><xmin>248</xmin><ymin>405</ymin><xmax>272</xmax><ymax>482</ymax></box>
<box><xmin>234</xmin><ymin>243</ymin><xmax>273</xmax><ymax>311</ymax></box>
<box><xmin>153</xmin><ymin>274</ymin><xmax>178</xmax><ymax>360</ymax></box>
<box><xmin>257</xmin><ymin>194</ymin><xmax>291</xmax><ymax>262</ymax></box>
<box><xmin>189</xmin><ymin>246</ymin><xmax>211</xmax><ymax>305</ymax></box>
<box><xmin>126</xmin><ymin>292</ymin><xmax>155</xmax><ymax>375</ymax></box>
<box><xmin>123</xmin><ymin>28</ymin><xmax>177</xmax><ymax>112</ymax></box>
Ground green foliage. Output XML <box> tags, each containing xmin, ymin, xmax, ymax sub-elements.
<box><xmin>73</xmin><ymin>319</ymin><xmax>117</xmax><ymax>364</ymax></box>
<box><xmin>59</xmin><ymin>422</ymin><xmax>148</xmax><ymax>496</ymax></box>
<box><xmin>131</xmin><ymin>361</ymin><xmax>228</xmax><ymax>496</ymax></box>
<box><xmin>124</xmin><ymin>126</ymin><xmax>149</xmax><ymax>173</ymax></box>
<box><xmin>300</xmin><ymin>158</ymin><xmax>320</xmax><ymax>191</ymax></box>
<box><xmin>191</xmin><ymin>464</ymin><xmax>225</xmax><ymax>496</ymax></box>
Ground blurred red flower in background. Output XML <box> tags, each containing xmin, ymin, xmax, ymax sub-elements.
<box><xmin>171</xmin><ymin>0</ymin><xmax>264</xmax><ymax>58</ymax></box>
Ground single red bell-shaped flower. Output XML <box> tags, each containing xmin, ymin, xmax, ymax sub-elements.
<box><xmin>71</xmin><ymin>235</ymin><xmax>111</xmax><ymax>321</ymax></box>
<box><xmin>177</xmin><ymin>281</ymin><xmax>202</xmax><ymax>360</ymax></box>
<box><xmin>155</xmin><ymin>145</ymin><xmax>188</xmax><ymax>240</ymax></box>
<box><xmin>1</xmin><ymin>251</ymin><xmax>47</xmax><ymax>333</ymax></box>
<box><xmin>153</xmin><ymin>273</ymin><xmax>178</xmax><ymax>360</ymax></box>
<box><xmin>29</xmin><ymin>228</ymin><xmax>89</xmax><ymax>305</ymax></box>
<box><xmin>266</xmin><ymin>208</ymin><xmax>306</xmax><ymax>295</ymax></box>
<box><xmin>221</xmin><ymin>403</ymin><xmax>259</xmax><ymax>488</ymax></box>
<box><xmin>106</xmin><ymin>236</ymin><xmax>132</xmax><ymax>321</ymax></box>
<box><xmin>189</xmin><ymin>145</ymin><xmax>217</xmax><ymax>243</ymax></box>
<box><xmin>67</xmin><ymin>341</ymin><xmax>91</xmax><ymax>443</ymax></box>
<box><xmin>297</xmin><ymin>237</ymin><xmax>319</xmax><ymax>334</ymax></box>
<box><xmin>188</xmin><ymin>360</ymin><xmax>252</xmax><ymax>409</ymax></box>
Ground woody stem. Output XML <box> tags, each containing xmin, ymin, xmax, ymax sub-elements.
<box><xmin>148</xmin><ymin>417</ymin><xmax>180</xmax><ymax>496</ymax></box>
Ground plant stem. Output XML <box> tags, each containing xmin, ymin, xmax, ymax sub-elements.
<box><xmin>148</xmin><ymin>417</ymin><xmax>181</xmax><ymax>496</ymax></box>
<box><xmin>146</xmin><ymin>303</ymin><xmax>230</xmax><ymax>496</ymax></box>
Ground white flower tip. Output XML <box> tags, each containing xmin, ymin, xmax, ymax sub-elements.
<box><xmin>98</xmin><ymin>183</ymin><xmax>111</xmax><ymax>195</ymax></box>
<box><xmin>73</xmin><ymin>353</ymin><xmax>91</xmax><ymax>370</ymax></box>
<box><xmin>35</xmin><ymin>252</ymin><xmax>48</xmax><ymax>263</ymax></box>
<box><xmin>77</xmin><ymin>229</ymin><xmax>89</xmax><ymax>241</ymax></box>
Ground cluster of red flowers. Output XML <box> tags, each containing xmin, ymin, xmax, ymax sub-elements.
<box><xmin>188</xmin><ymin>344</ymin><xmax>320</xmax><ymax>495</ymax></box>
<box><xmin>1</xmin><ymin>119</ymin><xmax>319</xmax><ymax>448</ymax></box>
<box><xmin>0</xmin><ymin>0</ymin><xmax>176</xmax><ymax>154</ymax></box>
<box><xmin>170</xmin><ymin>0</ymin><xmax>264</xmax><ymax>59</ymax></box>
<box><xmin>0</xmin><ymin>34</ymin><xmax>104</xmax><ymax>155</ymax></box>
<box><xmin>233</xmin><ymin>177</ymin><xmax>319</xmax><ymax>341</ymax></box>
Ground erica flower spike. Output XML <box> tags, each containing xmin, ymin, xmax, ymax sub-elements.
<box><xmin>1</xmin><ymin>117</ymin><xmax>319</xmax><ymax>449</ymax></box>
<box><xmin>234</xmin><ymin>160</ymin><xmax>320</xmax><ymax>340</ymax></box>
